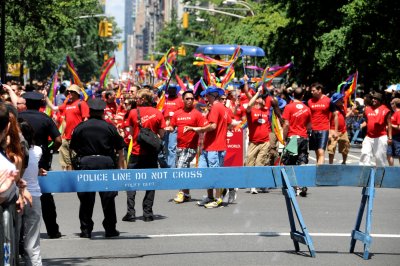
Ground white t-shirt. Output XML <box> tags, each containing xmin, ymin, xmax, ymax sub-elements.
<box><xmin>0</xmin><ymin>151</ymin><xmax>16</xmax><ymax>171</ymax></box>
<box><xmin>0</xmin><ymin>151</ymin><xmax>18</xmax><ymax>203</ymax></box>
<box><xmin>22</xmin><ymin>146</ymin><xmax>42</xmax><ymax>197</ymax></box>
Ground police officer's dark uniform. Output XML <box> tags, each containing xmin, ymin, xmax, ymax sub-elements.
<box><xmin>70</xmin><ymin>98</ymin><xmax>125</xmax><ymax>238</ymax></box>
<box><xmin>19</xmin><ymin>91</ymin><xmax>63</xmax><ymax>238</ymax></box>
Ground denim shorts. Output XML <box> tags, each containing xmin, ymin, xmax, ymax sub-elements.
<box><xmin>198</xmin><ymin>150</ymin><xmax>226</xmax><ymax>168</ymax></box>
<box><xmin>309</xmin><ymin>130</ymin><xmax>329</xmax><ymax>151</ymax></box>
<box><xmin>387</xmin><ymin>135</ymin><xmax>400</xmax><ymax>158</ymax></box>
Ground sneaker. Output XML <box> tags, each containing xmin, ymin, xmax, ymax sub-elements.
<box><xmin>299</xmin><ymin>187</ymin><xmax>308</xmax><ymax>197</ymax></box>
<box><xmin>250</xmin><ymin>188</ymin><xmax>258</xmax><ymax>194</ymax></box>
<box><xmin>228</xmin><ymin>189</ymin><xmax>237</xmax><ymax>204</ymax></box>
<box><xmin>174</xmin><ymin>192</ymin><xmax>191</xmax><ymax>203</ymax></box>
<box><xmin>204</xmin><ymin>198</ymin><xmax>223</xmax><ymax>208</ymax></box>
<box><xmin>260</xmin><ymin>187</ymin><xmax>269</xmax><ymax>193</ymax></box>
<box><xmin>197</xmin><ymin>196</ymin><xmax>214</xmax><ymax>206</ymax></box>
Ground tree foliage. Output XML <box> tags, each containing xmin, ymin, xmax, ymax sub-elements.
<box><xmin>156</xmin><ymin>0</ymin><xmax>400</xmax><ymax>91</ymax></box>
<box><xmin>4</xmin><ymin>0</ymin><xmax>119</xmax><ymax>82</ymax></box>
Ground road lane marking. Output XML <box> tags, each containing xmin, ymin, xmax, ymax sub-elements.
<box><xmin>43</xmin><ymin>232</ymin><xmax>400</xmax><ymax>240</ymax></box>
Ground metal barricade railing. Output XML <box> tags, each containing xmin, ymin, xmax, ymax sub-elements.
<box><xmin>38</xmin><ymin>165</ymin><xmax>400</xmax><ymax>260</ymax></box>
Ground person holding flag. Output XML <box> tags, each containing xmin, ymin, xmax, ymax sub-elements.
<box><xmin>45</xmin><ymin>84</ymin><xmax>90</xmax><ymax>170</ymax></box>
<box><xmin>327</xmin><ymin>93</ymin><xmax>350</xmax><ymax>165</ymax></box>
<box><xmin>243</xmin><ymin>86</ymin><xmax>271</xmax><ymax>194</ymax></box>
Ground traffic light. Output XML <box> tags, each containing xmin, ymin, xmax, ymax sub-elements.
<box><xmin>104</xmin><ymin>54</ymin><xmax>109</xmax><ymax>61</ymax></box>
<box><xmin>106</xmin><ymin>22</ymin><xmax>113</xmax><ymax>37</ymax></box>
<box><xmin>182</xmin><ymin>12</ymin><xmax>189</xmax><ymax>29</ymax></box>
<box><xmin>98</xmin><ymin>20</ymin><xmax>107</xmax><ymax>37</ymax></box>
<box><xmin>178</xmin><ymin>45</ymin><xmax>186</xmax><ymax>56</ymax></box>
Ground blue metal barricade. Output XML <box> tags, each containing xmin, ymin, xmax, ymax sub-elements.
<box><xmin>38</xmin><ymin>165</ymin><xmax>400</xmax><ymax>260</ymax></box>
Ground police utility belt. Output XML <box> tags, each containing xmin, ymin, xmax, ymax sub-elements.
<box><xmin>72</xmin><ymin>154</ymin><xmax>115</xmax><ymax>170</ymax></box>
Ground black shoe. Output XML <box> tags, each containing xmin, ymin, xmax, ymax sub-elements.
<box><xmin>79</xmin><ymin>232</ymin><xmax>91</xmax><ymax>238</ymax></box>
<box><xmin>48</xmin><ymin>232</ymin><xmax>62</xmax><ymax>239</ymax></box>
<box><xmin>122</xmin><ymin>213</ymin><xmax>136</xmax><ymax>222</ymax></box>
<box><xmin>143</xmin><ymin>216</ymin><xmax>154</xmax><ymax>222</ymax></box>
<box><xmin>105</xmin><ymin>230</ymin><xmax>120</xmax><ymax>238</ymax></box>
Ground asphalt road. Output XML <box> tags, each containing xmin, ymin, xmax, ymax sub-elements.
<box><xmin>39</xmin><ymin>148</ymin><xmax>400</xmax><ymax>265</ymax></box>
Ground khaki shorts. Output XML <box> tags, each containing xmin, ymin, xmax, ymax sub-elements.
<box><xmin>327</xmin><ymin>131</ymin><xmax>350</xmax><ymax>155</ymax></box>
<box><xmin>59</xmin><ymin>139</ymin><xmax>73</xmax><ymax>167</ymax></box>
<box><xmin>246</xmin><ymin>141</ymin><xmax>270</xmax><ymax>166</ymax></box>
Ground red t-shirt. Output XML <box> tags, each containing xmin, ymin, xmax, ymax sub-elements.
<box><xmin>171</xmin><ymin>108</ymin><xmax>208</xmax><ymax>149</ymax></box>
<box><xmin>365</xmin><ymin>105</ymin><xmax>390</xmax><ymax>138</ymax></box>
<box><xmin>127</xmin><ymin>106</ymin><xmax>166</xmax><ymax>155</ymax></box>
<box><xmin>203</xmin><ymin>102</ymin><xmax>232</xmax><ymax>151</ymax></box>
<box><xmin>391</xmin><ymin>110</ymin><xmax>400</xmax><ymax>136</ymax></box>
<box><xmin>330</xmin><ymin>106</ymin><xmax>347</xmax><ymax>133</ymax></box>
<box><xmin>308</xmin><ymin>95</ymin><xmax>331</xmax><ymax>131</ymax></box>
<box><xmin>282</xmin><ymin>101</ymin><xmax>311</xmax><ymax>138</ymax></box>
<box><xmin>104</xmin><ymin>101</ymin><xmax>118</xmax><ymax>125</ymax></box>
<box><xmin>163</xmin><ymin>96</ymin><xmax>183</xmax><ymax>119</ymax></box>
<box><xmin>58</xmin><ymin>99</ymin><xmax>90</xmax><ymax>139</ymax></box>
<box><xmin>246</xmin><ymin>107</ymin><xmax>270</xmax><ymax>143</ymax></box>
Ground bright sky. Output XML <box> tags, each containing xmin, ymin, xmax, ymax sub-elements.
<box><xmin>106</xmin><ymin>0</ymin><xmax>125</xmax><ymax>78</ymax></box>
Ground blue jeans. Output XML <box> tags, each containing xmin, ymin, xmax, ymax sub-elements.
<box><xmin>198</xmin><ymin>151</ymin><xmax>226</xmax><ymax>168</ymax></box>
<box><xmin>165</xmin><ymin>129</ymin><xmax>177</xmax><ymax>168</ymax></box>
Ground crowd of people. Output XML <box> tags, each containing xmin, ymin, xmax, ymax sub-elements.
<box><xmin>0</xmin><ymin>72</ymin><xmax>399</xmax><ymax>264</ymax></box>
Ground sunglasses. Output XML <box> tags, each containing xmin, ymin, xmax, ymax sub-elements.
<box><xmin>184</xmin><ymin>97</ymin><xmax>194</xmax><ymax>101</ymax></box>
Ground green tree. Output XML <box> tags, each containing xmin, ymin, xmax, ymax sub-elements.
<box><xmin>5</xmin><ymin>0</ymin><xmax>119</xmax><ymax>83</ymax></box>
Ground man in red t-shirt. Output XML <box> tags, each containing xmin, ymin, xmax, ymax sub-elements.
<box><xmin>282</xmin><ymin>87</ymin><xmax>312</xmax><ymax>166</ymax></box>
<box><xmin>360</xmin><ymin>92</ymin><xmax>392</xmax><ymax>166</ymax></box>
<box><xmin>163</xmin><ymin>84</ymin><xmax>184</xmax><ymax>168</ymax></box>
<box><xmin>327</xmin><ymin>93</ymin><xmax>350</xmax><ymax>164</ymax></box>
<box><xmin>388</xmin><ymin>98</ymin><xmax>400</xmax><ymax>165</ymax></box>
<box><xmin>185</xmin><ymin>86</ymin><xmax>232</xmax><ymax>208</ymax></box>
<box><xmin>104</xmin><ymin>90</ymin><xmax>118</xmax><ymax>125</ymax></box>
<box><xmin>308</xmin><ymin>82</ymin><xmax>331</xmax><ymax>164</ymax></box>
<box><xmin>244</xmin><ymin>87</ymin><xmax>271</xmax><ymax>193</ymax></box>
<box><xmin>123</xmin><ymin>89</ymin><xmax>166</xmax><ymax>222</ymax></box>
<box><xmin>53</xmin><ymin>84</ymin><xmax>90</xmax><ymax>170</ymax></box>
<box><xmin>168</xmin><ymin>91</ymin><xmax>208</xmax><ymax>203</ymax></box>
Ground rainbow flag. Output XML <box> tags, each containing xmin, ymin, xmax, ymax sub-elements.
<box><xmin>265</xmin><ymin>62</ymin><xmax>293</xmax><ymax>87</ymax></box>
<box><xmin>154</xmin><ymin>47</ymin><xmax>177</xmax><ymax>80</ymax></box>
<box><xmin>340</xmin><ymin>71</ymin><xmax>358</xmax><ymax>111</ymax></box>
<box><xmin>66</xmin><ymin>56</ymin><xmax>88</xmax><ymax>101</ymax></box>
<box><xmin>45</xmin><ymin>73</ymin><xmax>58</xmax><ymax>116</ymax></box>
<box><xmin>126</xmin><ymin>138</ymin><xmax>133</xmax><ymax>165</ymax></box>
<box><xmin>156</xmin><ymin>91</ymin><xmax>166</xmax><ymax>111</ymax></box>
<box><xmin>175</xmin><ymin>74</ymin><xmax>187</xmax><ymax>92</ymax></box>
<box><xmin>271</xmin><ymin>110</ymin><xmax>284</xmax><ymax>145</ymax></box>
<box><xmin>235</xmin><ymin>118</ymin><xmax>248</xmax><ymax>129</ymax></box>
<box><xmin>100</xmin><ymin>57</ymin><xmax>115</xmax><ymax>89</ymax></box>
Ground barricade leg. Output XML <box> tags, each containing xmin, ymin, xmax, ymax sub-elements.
<box><xmin>280</xmin><ymin>168</ymin><xmax>316</xmax><ymax>257</ymax></box>
<box><xmin>350</xmin><ymin>168</ymin><xmax>375</xmax><ymax>260</ymax></box>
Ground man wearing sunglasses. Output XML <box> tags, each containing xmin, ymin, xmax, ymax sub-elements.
<box><xmin>359</xmin><ymin>92</ymin><xmax>392</xmax><ymax>166</ymax></box>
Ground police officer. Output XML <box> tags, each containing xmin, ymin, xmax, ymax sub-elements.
<box><xmin>19</xmin><ymin>91</ymin><xmax>63</xmax><ymax>239</ymax></box>
<box><xmin>70</xmin><ymin>98</ymin><xmax>125</xmax><ymax>238</ymax></box>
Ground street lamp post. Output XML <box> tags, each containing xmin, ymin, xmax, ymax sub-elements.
<box><xmin>222</xmin><ymin>0</ymin><xmax>255</xmax><ymax>16</ymax></box>
<box><xmin>184</xmin><ymin>5</ymin><xmax>245</xmax><ymax>19</ymax></box>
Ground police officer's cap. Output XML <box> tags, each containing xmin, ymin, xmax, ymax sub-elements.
<box><xmin>22</xmin><ymin>91</ymin><xmax>44</xmax><ymax>101</ymax></box>
<box><xmin>87</xmin><ymin>98</ymin><xmax>106</xmax><ymax>111</ymax></box>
